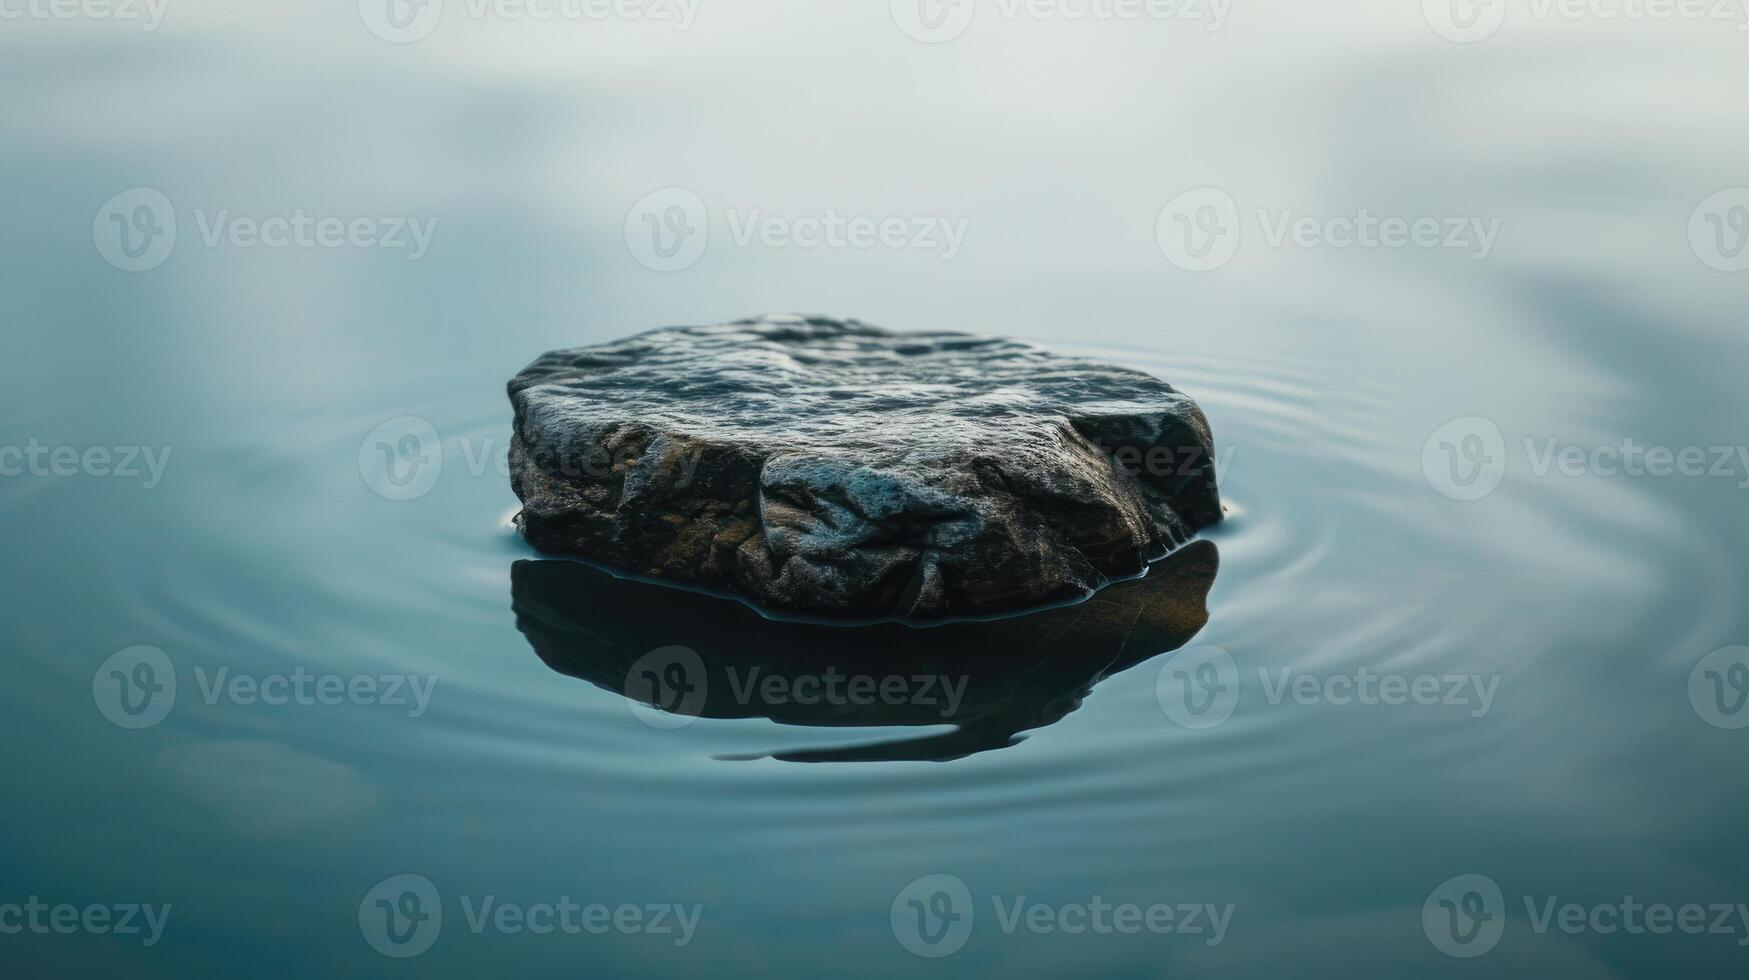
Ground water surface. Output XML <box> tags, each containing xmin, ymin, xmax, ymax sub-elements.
<box><xmin>3</xmin><ymin>5</ymin><xmax>1748</xmax><ymax>977</ymax></box>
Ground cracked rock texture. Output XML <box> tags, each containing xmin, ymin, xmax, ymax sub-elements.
<box><xmin>508</xmin><ymin>315</ymin><xmax>1222</xmax><ymax>622</ymax></box>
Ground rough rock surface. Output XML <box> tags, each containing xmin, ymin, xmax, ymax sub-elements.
<box><xmin>508</xmin><ymin>315</ymin><xmax>1221</xmax><ymax>622</ymax></box>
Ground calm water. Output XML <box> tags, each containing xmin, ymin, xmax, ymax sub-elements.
<box><xmin>4</xmin><ymin>4</ymin><xmax>1749</xmax><ymax>977</ymax></box>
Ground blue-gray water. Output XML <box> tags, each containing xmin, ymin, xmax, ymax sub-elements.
<box><xmin>4</xmin><ymin>4</ymin><xmax>1749</xmax><ymax>977</ymax></box>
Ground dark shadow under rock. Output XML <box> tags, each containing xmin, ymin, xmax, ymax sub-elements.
<box><xmin>512</xmin><ymin>539</ymin><xmax>1218</xmax><ymax>763</ymax></box>
<box><xmin>509</xmin><ymin>315</ymin><xmax>1222</xmax><ymax>623</ymax></box>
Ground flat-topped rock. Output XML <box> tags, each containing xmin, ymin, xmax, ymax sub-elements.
<box><xmin>508</xmin><ymin>315</ymin><xmax>1221</xmax><ymax>622</ymax></box>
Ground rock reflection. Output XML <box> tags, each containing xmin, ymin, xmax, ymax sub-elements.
<box><xmin>512</xmin><ymin>541</ymin><xmax>1217</xmax><ymax>762</ymax></box>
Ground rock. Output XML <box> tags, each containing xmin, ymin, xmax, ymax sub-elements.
<box><xmin>508</xmin><ymin>314</ymin><xmax>1222</xmax><ymax>622</ymax></box>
